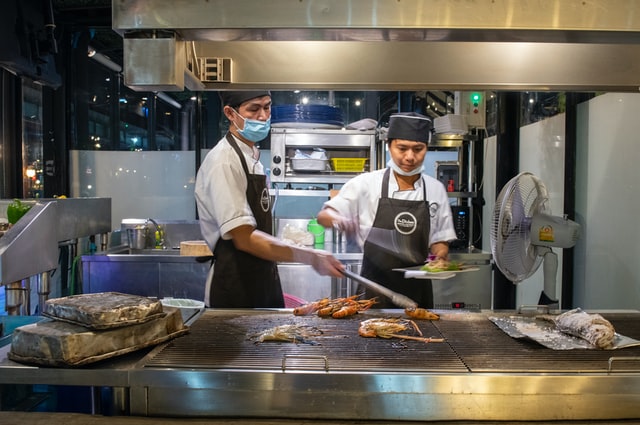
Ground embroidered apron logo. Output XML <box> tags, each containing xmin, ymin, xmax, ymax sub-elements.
<box><xmin>394</xmin><ymin>212</ymin><xmax>417</xmax><ymax>235</ymax></box>
<box><xmin>260</xmin><ymin>188</ymin><xmax>270</xmax><ymax>212</ymax></box>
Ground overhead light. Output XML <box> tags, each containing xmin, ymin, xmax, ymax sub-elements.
<box><xmin>87</xmin><ymin>46</ymin><xmax>122</xmax><ymax>73</ymax></box>
<box><xmin>156</xmin><ymin>92</ymin><xmax>182</xmax><ymax>109</ymax></box>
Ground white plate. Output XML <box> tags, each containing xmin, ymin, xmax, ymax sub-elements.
<box><xmin>393</xmin><ymin>266</ymin><xmax>480</xmax><ymax>280</ymax></box>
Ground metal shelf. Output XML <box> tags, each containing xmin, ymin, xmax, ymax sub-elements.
<box><xmin>430</xmin><ymin>133</ymin><xmax>477</xmax><ymax>149</ymax></box>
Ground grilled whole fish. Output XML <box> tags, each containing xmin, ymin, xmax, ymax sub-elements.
<box><xmin>553</xmin><ymin>308</ymin><xmax>615</xmax><ymax>349</ymax></box>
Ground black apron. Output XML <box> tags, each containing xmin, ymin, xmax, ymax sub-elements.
<box><xmin>209</xmin><ymin>133</ymin><xmax>284</xmax><ymax>308</ymax></box>
<box><xmin>360</xmin><ymin>168</ymin><xmax>433</xmax><ymax>308</ymax></box>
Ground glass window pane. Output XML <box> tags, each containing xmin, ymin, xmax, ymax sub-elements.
<box><xmin>22</xmin><ymin>80</ymin><xmax>43</xmax><ymax>198</ymax></box>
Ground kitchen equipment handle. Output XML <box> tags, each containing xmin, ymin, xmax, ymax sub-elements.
<box><xmin>607</xmin><ymin>356</ymin><xmax>640</xmax><ymax>374</ymax></box>
<box><xmin>282</xmin><ymin>355</ymin><xmax>329</xmax><ymax>372</ymax></box>
<box><xmin>342</xmin><ymin>269</ymin><xmax>418</xmax><ymax>309</ymax></box>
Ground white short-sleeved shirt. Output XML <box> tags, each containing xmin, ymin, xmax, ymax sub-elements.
<box><xmin>195</xmin><ymin>134</ymin><xmax>264</xmax><ymax>251</ymax></box>
<box><xmin>322</xmin><ymin>169</ymin><xmax>457</xmax><ymax>248</ymax></box>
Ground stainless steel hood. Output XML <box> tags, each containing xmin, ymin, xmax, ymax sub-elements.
<box><xmin>113</xmin><ymin>0</ymin><xmax>640</xmax><ymax>92</ymax></box>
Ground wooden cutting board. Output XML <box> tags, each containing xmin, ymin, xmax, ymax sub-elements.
<box><xmin>180</xmin><ymin>240</ymin><xmax>213</xmax><ymax>256</ymax></box>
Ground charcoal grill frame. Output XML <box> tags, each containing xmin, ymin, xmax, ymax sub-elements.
<box><xmin>126</xmin><ymin>309</ymin><xmax>640</xmax><ymax>420</ymax></box>
<box><xmin>1</xmin><ymin>308</ymin><xmax>640</xmax><ymax>421</ymax></box>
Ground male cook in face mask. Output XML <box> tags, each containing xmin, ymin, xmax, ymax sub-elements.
<box><xmin>195</xmin><ymin>91</ymin><xmax>344</xmax><ymax>308</ymax></box>
<box><xmin>317</xmin><ymin>112</ymin><xmax>457</xmax><ymax>308</ymax></box>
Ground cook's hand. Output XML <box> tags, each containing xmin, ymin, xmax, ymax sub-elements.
<box><xmin>311</xmin><ymin>250</ymin><xmax>345</xmax><ymax>278</ymax></box>
<box><xmin>428</xmin><ymin>242</ymin><xmax>449</xmax><ymax>262</ymax></box>
<box><xmin>333</xmin><ymin>217</ymin><xmax>358</xmax><ymax>237</ymax></box>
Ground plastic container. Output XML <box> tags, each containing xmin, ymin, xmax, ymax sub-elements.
<box><xmin>307</xmin><ymin>219</ymin><xmax>325</xmax><ymax>245</ymax></box>
<box><xmin>160</xmin><ymin>298</ymin><xmax>205</xmax><ymax>310</ymax></box>
<box><xmin>291</xmin><ymin>158</ymin><xmax>329</xmax><ymax>172</ymax></box>
<box><xmin>331</xmin><ymin>158</ymin><xmax>367</xmax><ymax>173</ymax></box>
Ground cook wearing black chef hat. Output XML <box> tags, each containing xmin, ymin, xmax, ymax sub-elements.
<box><xmin>194</xmin><ymin>90</ymin><xmax>345</xmax><ymax>309</ymax></box>
<box><xmin>219</xmin><ymin>91</ymin><xmax>272</xmax><ymax>109</ymax></box>
<box><xmin>317</xmin><ymin>110</ymin><xmax>456</xmax><ymax>309</ymax></box>
<box><xmin>218</xmin><ymin>91</ymin><xmax>272</xmax><ymax>144</ymax></box>
<box><xmin>386</xmin><ymin>111</ymin><xmax>433</xmax><ymax>144</ymax></box>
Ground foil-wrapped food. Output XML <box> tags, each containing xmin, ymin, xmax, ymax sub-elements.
<box><xmin>554</xmin><ymin>308</ymin><xmax>616</xmax><ymax>349</ymax></box>
<box><xmin>42</xmin><ymin>292</ymin><xmax>164</xmax><ymax>329</ymax></box>
<box><xmin>9</xmin><ymin>306</ymin><xmax>187</xmax><ymax>367</ymax></box>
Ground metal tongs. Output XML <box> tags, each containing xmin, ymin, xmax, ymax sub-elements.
<box><xmin>342</xmin><ymin>269</ymin><xmax>418</xmax><ymax>309</ymax></box>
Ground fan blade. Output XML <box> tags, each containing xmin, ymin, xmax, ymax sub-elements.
<box><xmin>498</xmin><ymin>229</ymin><xmax>532</xmax><ymax>281</ymax></box>
<box><xmin>510</xmin><ymin>178</ymin><xmax>527</xmax><ymax>223</ymax></box>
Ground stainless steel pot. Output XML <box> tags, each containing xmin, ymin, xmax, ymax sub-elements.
<box><xmin>127</xmin><ymin>226</ymin><xmax>148</xmax><ymax>249</ymax></box>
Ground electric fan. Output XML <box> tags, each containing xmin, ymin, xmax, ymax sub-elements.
<box><xmin>490</xmin><ymin>172</ymin><xmax>581</xmax><ymax>305</ymax></box>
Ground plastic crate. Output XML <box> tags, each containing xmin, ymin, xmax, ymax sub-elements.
<box><xmin>331</xmin><ymin>158</ymin><xmax>367</xmax><ymax>173</ymax></box>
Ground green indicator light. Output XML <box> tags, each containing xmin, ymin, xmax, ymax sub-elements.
<box><xmin>470</xmin><ymin>92</ymin><xmax>482</xmax><ymax>108</ymax></box>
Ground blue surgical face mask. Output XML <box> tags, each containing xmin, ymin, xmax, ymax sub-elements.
<box><xmin>232</xmin><ymin>109</ymin><xmax>271</xmax><ymax>142</ymax></box>
<box><xmin>387</xmin><ymin>159</ymin><xmax>424</xmax><ymax>176</ymax></box>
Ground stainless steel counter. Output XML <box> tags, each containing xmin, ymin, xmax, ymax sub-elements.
<box><xmin>80</xmin><ymin>244</ymin><xmax>492</xmax><ymax>310</ymax></box>
<box><xmin>81</xmin><ymin>243</ymin><xmax>362</xmax><ymax>303</ymax></box>
<box><xmin>81</xmin><ymin>246</ymin><xmax>210</xmax><ymax>300</ymax></box>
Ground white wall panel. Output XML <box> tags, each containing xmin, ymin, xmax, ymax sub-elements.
<box><xmin>70</xmin><ymin>150</ymin><xmax>196</xmax><ymax>231</ymax></box>
<box><xmin>575</xmin><ymin>93</ymin><xmax>640</xmax><ymax>309</ymax></box>
<box><xmin>517</xmin><ymin>114</ymin><xmax>566</xmax><ymax>306</ymax></box>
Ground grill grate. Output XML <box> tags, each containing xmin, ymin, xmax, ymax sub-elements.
<box><xmin>433</xmin><ymin>312</ymin><xmax>640</xmax><ymax>372</ymax></box>
<box><xmin>145</xmin><ymin>310</ymin><xmax>640</xmax><ymax>373</ymax></box>
<box><xmin>145</xmin><ymin>310</ymin><xmax>467</xmax><ymax>372</ymax></box>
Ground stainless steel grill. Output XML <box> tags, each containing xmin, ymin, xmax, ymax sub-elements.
<box><xmin>145</xmin><ymin>310</ymin><xmax>640</xmax><ymax>373</ymax></box>
<box><xmin>120</xmin><ymin>309</ymin><xmax>640</xmax><ymax>420</ymax></box>
<box><xmin>145</xmin><ymin>311</ymin><xmax>467</xmax><ymax>372</ymax></box>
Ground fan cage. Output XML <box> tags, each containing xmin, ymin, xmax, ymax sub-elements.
<box><xmin>490</xmin><ymin>172</ymin><xmax>550</xmax><ymax>283</ymax></box>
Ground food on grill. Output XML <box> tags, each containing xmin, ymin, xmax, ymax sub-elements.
<box><xmin>404</xmin><ymin>307</ymin><xmax>440</xmax><ymax>320</ymax></box>
<box><xmin>553</xmin><ymin>308</ymin><xmax>616</xmax><ymax>349</ymax></box>
<box><xmin>43</xmin><ymin>292</ymin><xmax>164</xmax><ymax>329</ymax></box>
<box><xmin>293</xmin><ymin>298</ymin><xmax>331</xmax><ymax>316</ymax></box>
<box><xmin>252</xmin><ymin>324</ymin><xmax>323</xmax><ymax>345</ymax></box>
<box><xmin>421</xmin><ymin>258</ymin><xmax>463</xmax><ymax>273</ymax></box>
<box><xmin>358</xmin><ymin>318</ymin><xmax>444</xmax><ymax>343</ymax></box>
<box><xmin>293</xmin><ymin>295</ymin><xmax>377</xmax><ymax>318</ymax></box>
<box><xmin>8</xmin><ymin>307</ymin><xmax>187</xmax><ymax>367</ymax></box>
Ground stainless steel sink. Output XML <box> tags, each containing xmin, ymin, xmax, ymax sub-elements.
<box><xmin>128</xmin><ymin>248</ymin><xmax>181</xmax><ymax>256</ymax></box>
<box><xmin>104</xmin><ymin>245</ymin><xmax>182</xmax><ymax>256</ymax></box>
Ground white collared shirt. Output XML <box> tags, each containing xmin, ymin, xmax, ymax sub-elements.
<box><xmin>195</xmin><ymin>134</ymin><xmax>264</xmax><ymax>251</ymax></box>
<box><xmin>322</xmin><ymin>168</ymin><xmax>457</xmax><ymax>247</ymax></box>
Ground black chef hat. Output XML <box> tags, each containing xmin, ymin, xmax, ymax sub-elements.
<box><xmin>387</xmin><ymin>112</ymin><xmax>432</xmax><ymax>144</ymax></box>
<box><xmin>219</xmin><ymin>91</ymin><xmax>271</xmax><ymax>108</ymax></box>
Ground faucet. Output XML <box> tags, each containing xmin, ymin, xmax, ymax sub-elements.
<box><xmin>146</xmin><ymin>218</ymin><xmax>165</xmax><ymax>249</ymax></box>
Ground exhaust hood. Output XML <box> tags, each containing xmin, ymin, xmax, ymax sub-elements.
<box><xmin>113</xmin><ymin>0</ymin><xmax>640</xmax><ymax>92</ymax></box>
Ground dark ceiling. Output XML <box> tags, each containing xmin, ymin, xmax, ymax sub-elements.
<box><xmin>52</xmin><ymin>0</ymin><xmax>111</xmax><ymax>24</ymax></box>
<box><xmin>52</xmin><ymin>0</ymin><xmax>120</xmax><ymax>59</ymax></box>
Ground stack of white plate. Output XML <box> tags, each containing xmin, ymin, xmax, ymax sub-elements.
<box><xmin>434</xmin><ymin>114</ymin><xmax>468</xmax><ymax>135</ymax></box>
